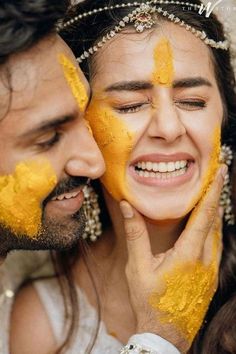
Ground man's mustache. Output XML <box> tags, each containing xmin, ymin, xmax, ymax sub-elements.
<box><xmin>43</xmin><ymin>176</ymin><xmax>89</xmax><ymax>207</ymax></box>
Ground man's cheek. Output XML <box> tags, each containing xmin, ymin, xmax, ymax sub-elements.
<box><xmin>0</xmin><ymin>158</ymin><xmax>57</xmax><ymax>237</ymax></box>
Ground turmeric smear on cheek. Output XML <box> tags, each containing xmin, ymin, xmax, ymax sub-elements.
<box><xmin>86</xmin><ymin>100</ymin><xmax>135</xmax><ymax>201</ymax></box>
<box><xmin>187</xmin><ymin>125</ymin><xmax>221</xmax><ymax>217</ymax></box>
<box><xmin>58</xmin><ymin>54</ymin><xmax>88</xmax><ymax>111</ymax></box>
<box><xmin>0</xmin><ymin>160</ymin><xmax>57</xmax><ymax>237</ymax></box>
<box><xmin>152</xmin><ymin>38</ymin><xmax>174</xmax><ymax>87</ymax></box>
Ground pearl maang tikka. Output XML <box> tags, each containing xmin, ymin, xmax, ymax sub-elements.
<box><xmin>58</xmin><ymin>1</ymin><xmax>229</xmax><ymax>64</ymax></box>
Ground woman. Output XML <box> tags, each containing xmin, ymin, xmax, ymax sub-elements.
<box><xmin>10</xmin><ymin>0</ymin><xmax>236</xmax><ymax>353</ymax></box>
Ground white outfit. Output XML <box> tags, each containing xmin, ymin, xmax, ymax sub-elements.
<box><xmin>34</xmin><ymin>278</ymin><xmax>124</xmax><ymax>353</ymax></box>
<box><xmin>0</xmin><ymin>251</ymin><xmax>52</xmax><ymax>354</ymax></box>
<box><xmin>34</xmin><ymin>279</ymin><xmax>180</xmax><ymax>354</ymax></box>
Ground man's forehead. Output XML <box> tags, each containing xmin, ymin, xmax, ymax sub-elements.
<box><xmin>0</xmin><ymin>35</ymin><xmax>79</xmax><ymax>113</ymax></box>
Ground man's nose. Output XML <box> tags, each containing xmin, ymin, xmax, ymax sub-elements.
<box><xmin>65</xmin><ymin>121</ymin><xmax>105</xmax><ymax>179</ymax></box>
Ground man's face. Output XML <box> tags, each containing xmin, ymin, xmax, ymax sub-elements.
<box><xmin>0</xmin><ymin>35</ymin><xmax>105</xmax><ymax>255</ymax></box>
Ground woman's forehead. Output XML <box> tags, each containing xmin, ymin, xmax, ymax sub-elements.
<box><xmin>92</xmin><ymin>22</ymin><xmax>214</xmax><ymax>86</ymax></box>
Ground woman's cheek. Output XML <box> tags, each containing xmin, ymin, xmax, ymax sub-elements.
<box><xmin>86</xmin><ymin>101</ymin><xmax>136</xmax><ymax>201</ymax></box>
<box><xmin>185</xmin><ymin>124</ymin><xmax>221</xmax><ymax>215</ymax></box>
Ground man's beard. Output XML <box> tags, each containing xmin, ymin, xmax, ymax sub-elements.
<box><xmin>0</xmin><ymin>176</ymin><xmax>88</xmax><ymax>257</ymax></box>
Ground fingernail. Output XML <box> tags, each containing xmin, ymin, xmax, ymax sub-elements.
<box><xmin>120</xmin><ymin>201</ymin><xmax>134</xmax><ymax>219</ymax></box>
<box><xmin>220</xmin><ymin>164</ymin><xmax>228</xmax><ymax>179</ymax></box>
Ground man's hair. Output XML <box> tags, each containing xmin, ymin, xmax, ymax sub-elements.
<box><xmin>0</xmin><ymin>0</ymin><xmax>69</xmax><ymax>65</ymax></box>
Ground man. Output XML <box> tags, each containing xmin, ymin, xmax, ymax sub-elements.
<box><xmin>0</xmin><ymin>1</ymin><xmax>105</xmax><ymax>351</ymax></box>
<box><xmin>0</xmin><ymin>0</ymin><xmax>105</xmax><ymax>259</ymax></box>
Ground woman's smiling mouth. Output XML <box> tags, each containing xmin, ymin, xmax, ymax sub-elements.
<box><xmin>130</xmin><ymin>153</ymin><xmax>195</xmax><ymax>187</ymax></box>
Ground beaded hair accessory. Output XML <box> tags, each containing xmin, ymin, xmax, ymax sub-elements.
<box><xmin>58</xmin><ymin>1</ymin><xmax>230</xmax><ymax>64</ymax></box>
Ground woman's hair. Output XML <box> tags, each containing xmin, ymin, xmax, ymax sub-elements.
<box><xmin>0</xmin><ymin>0</ymin><xmax>69</xmax><ymax>65</ymax></box>
<box><xmin>57</xmin><ymin>1</ymin><xmax>236</xmax><ymax>352</ymax></box>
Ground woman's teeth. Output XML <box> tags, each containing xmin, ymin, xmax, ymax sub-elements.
<box><xmin>51</xmin><ymin>191</ymin><xmax>80</xmax><ymax>201</ymax></box>
<box><xmin>135</xmin><ymin>160</ymin><xmax>188</xmax><ymax>179</ymax></box>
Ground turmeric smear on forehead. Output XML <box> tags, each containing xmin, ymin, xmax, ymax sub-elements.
<box><xmin>152</xmin><ymin>37</ymin><xmax>174</xmax><ymax>87</ymax></box>
<box><xmin>0</xmin><ymin>159</ymin><xmax>57</xmax><ymax>237</ymax></box>
<box><xmin>58</xmin><ymin>54</ymin><xmax>88</xmax><ymax>111</ymax></box>
<box><xmin>86</xmin><ymin>99</ymin><xmax>135</xmax><ymax>201</ymax></box>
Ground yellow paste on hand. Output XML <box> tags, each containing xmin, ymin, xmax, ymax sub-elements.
<box><xmin>152</xmin><ymin>38</ymin><xmax>174</xmax><ymax>87</ymax></box>
<box><xmin>86</xmin><ymin>100</ymin><xmax>135</xmax><ymax>201</ymax></box>
<box><xmin>58</xmin><ymin>53</ymin><xmax>88</xmax><ymax>111</ymax></box>
<box><xmin>0</xmin><ymin>159</ymin><xmax>57</xmax><ymax>237</ymax></box>
<box><xmin>149</xmin><ymin>228</ymin><xmax>220</xmax><ymax>343</ymax></box>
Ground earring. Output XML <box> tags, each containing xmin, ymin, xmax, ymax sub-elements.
<box><xmin>220</xmin><ymin>145</ymin><xmax>235</xmax><ymax>226</ymax></box>
<box><xmin>82</xmin><ymin>184</ymin><xmax>102</xmax><ymax>241</ymax></box>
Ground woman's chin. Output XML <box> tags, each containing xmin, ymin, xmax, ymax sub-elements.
<box><xmin>131</xmin><ymin>203</ymin><xmax>192</xmax><ymax>224</ymax></box>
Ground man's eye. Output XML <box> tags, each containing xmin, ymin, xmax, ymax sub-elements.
<box><xmin>115</xmin><ymin>103</ymin><xmax>148</xmax><ymax>114</ymax></box>
<box><xmin>175</xmin><ymin>99</ymin><xmax>206</xmax><ymax>111</ymax></box>
<box><xmin>36</xmin><ymin>132</ymin><xmax>61</xmax><ymax>149</ymax></box>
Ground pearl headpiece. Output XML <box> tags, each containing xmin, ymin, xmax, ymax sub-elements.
<box><xmin>58</xmin><ymin>0</ymin><xmax>230</xmax><ymax>64</ymax></box>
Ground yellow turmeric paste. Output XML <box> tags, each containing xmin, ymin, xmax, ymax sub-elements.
<box><xmin>86</xmin><ymin>99</ymin><xmax>135</xmax><ymax>201</ymax></box>
<box><xmin>0</xmin><ymin>159</ymin><xmax>57</xmax><ymax>237</ymax></box>
<box><xmin>149</xmin><ymin>225</ymin><xmax>221</xmax><ymax>343</ymax></box>
<box><xmin>187</xmin><ymin>125</ymin><xmax>221</xmax><ymax>217</ymax></box>
<box><xmin>152</xmin><ymin>37</ymin><xmax>174</xmax><ymax>87</ymax></box>
<box><xmin>58</xmin><ymin>53</ymin><xmax>88</xmax><ymax>111</ymax></box>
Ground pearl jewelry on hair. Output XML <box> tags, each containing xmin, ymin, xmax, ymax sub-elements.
<box><xmin>58</xmin><ymin>1</ymin><xmax>229</xmax><ymax>64</ymax></box>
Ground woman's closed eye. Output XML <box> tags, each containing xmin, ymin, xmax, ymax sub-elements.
<box><xmin>174</xmin><ymin>99</ymin><xmax>207</xmax><ymax>111</ymax></box>
<box><xmin>114</xmin><ymin>102</ymin><xmax>150</xmax><ymax>114</ymax></box>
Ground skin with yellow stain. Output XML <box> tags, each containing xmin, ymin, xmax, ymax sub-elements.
<box><xmin>149</xmin><ymin>254</ymin><xmax>219</xmax><ymax>343</ymax></box>
<box><xmin>187</xmin><ymin>125</ymin><xmax>221</xmax><ymax>219</ymax></box>
<box><xmin>0</xmin><ymin>159</ymin><xmax>57</xmax><ymax>237</ymax></box>
<box><xmin>86</xmin><ymin>99</ymin><xmax>135</xmax><ymax>201</ymax></box>
<box><xmin>58</xmin><ymin>53</ymin><xmax>88</xmax><ymax>111</ymax></box>
<box><xmin>152</xmin><ymin>37</ymin><xmax>174</xmax><ymax>87</ymax></box>
<box><xmin>85</xmin><ymin>38</ymin><xmax>174</xmax><ymax>202</ymax></box>
<box><xmin>149</xmin><ymin>127</ymin><xmax>222</xmax><ymax>343</ymax></box>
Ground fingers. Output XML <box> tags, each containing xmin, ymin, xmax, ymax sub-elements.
<box><xmin>175</xmin><ymin>165</ymin><xmax>227</xmax><ymax>258</ymax></box>
<box><xmin>203</xmin><ymin>209</ymin><xmax>223</xmax><ymax>268</ymax></box>
<box><xmin>120</xmin><ymin>200</ymin><xmax>152</xmax><ymax>265</ymax></box>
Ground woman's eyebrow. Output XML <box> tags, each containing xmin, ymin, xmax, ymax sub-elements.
<box><xmin>173</xmin><ymin>77</ymin><xmax>213</xmax><ymax>88</ymax></box>
<box><xmin>105</xmin><ymin>81</ymin><xmax>153</xmax><ymax>92</ymax></box>
<box><xmin>104</xmin><ymin>77</ymin><xmax>212</xmax><ymax>92</ymax></box>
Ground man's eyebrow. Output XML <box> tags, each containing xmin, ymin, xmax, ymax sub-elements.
<box><xmin>20</xmin><ymin>115</ymin><xmax>76</xmax><ymax>138</ymax></box>
<box><xmin>105</xmin><ymin>81</ymin><xmax>153</xmax><ymax>92</ymax></box>
<box><xmin>173</xmin><ymin>77</ymin><xmax>213</xmax><ymax>89</ymax></box>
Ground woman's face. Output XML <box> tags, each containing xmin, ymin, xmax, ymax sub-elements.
<box><xmin>86</xmin><ymin>22</ymin><xmax>223</xmax><ymax>221</ymax></box>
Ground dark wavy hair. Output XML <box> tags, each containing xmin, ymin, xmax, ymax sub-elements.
<box><xmin>56</xmin><ymin>0</ymin><xmax>236</xmax><ymax>353</ymax></box>
<box><xmin>0</xmin><ymin>0</ymin><xmax>69</xmax><ymax>65</ymax></box>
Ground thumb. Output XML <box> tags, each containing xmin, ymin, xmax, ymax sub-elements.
<box><xmin>120</xmin><ymin>200</ymin><xmax>152</xmax><ymax>264</ymax></box>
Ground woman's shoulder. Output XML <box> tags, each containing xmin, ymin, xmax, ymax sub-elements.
<box><xmin>10</xmin><ymin>282</ymin><xmax>57</xmax><ymax>354</ymax></box>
